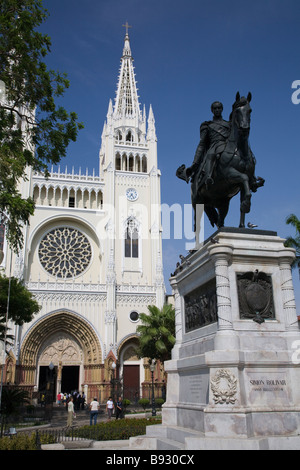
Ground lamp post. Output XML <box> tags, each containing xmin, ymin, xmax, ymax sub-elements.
<box><xmin>110</xmin><ymin>362</ymin><xmax>116</xmax><ymax>405</ymax></box>
<box><xmin>0</xmin><ymin>211</ymin><xmax>12</xmax><ymax>432</ymax></box>
<box><xmin>150</xmin><ymin>359</ymin><xmax>156</xmax><ymax>417</ymax></box>
<box><xmin>48</xmin><ymin>361</ymin><xmax>55</xmax><ymax>398</ymax></box>
<box><xmin>45</xmin><ymin>362</ymin><xmax>55</xmax><ymax>421</ymax></box>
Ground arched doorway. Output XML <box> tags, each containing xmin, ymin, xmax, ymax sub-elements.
<box><xmin>18</xmin><ymin>310</ymin><xmax>103</xmax><ymax>402</ymax></box>
<box><xmin>37</xmin><ymin>333</ymin><xmax>83</xmax><ymax>397</ymax></box>
<box><xmin>118</xmin><ymin>337</ymin><xmax>144</xmax><ymax>404</ymax></box>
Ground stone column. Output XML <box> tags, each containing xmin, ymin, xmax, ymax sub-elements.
<box><xmin>105</xmin><ymin>243</ymin><xmax>117</xmax><ymax>355</ymax></box>
<box><xmin>169</xmin><ymin>280</ymin><xmax>182</xmax><ymax>360</ymax></box>
<box><xmin>57</xmin><ymin>361</ymin><xmax>62</xmax><ymax>394</ymax></box>
<box><xmin>279</xmin><ymin>249</ymin><xmax>298</xmax><ymax>331</ymax></box>
<box><xmin>208</xmin><ymin>245</ymin><xmax>233</xmax><ymax>330</ymax></box>
<box><xmin>208</xmin><ymin>244</ymin><xmax>239</xmax><ymax>350</ymax></box>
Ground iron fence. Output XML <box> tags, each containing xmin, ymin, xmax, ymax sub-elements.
<box><xmin>1</xmin><ymin>405</ymin><xmax>52</xmax><ymax>436</ymax></box>
<box><xmin>17</xmin><ymin>422</ymin><xmax>153</xmax><ymax>449</ymax></box>
<box><xmin>122</xmin><ymin>386</ymin><xmax>166</xmax><ymax>403</ymax></box>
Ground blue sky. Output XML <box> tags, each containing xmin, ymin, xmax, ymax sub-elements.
<box><xmin>40</xmin><ymin>0</ymin><xmax>300</xmax><ymax>306</ymax></box>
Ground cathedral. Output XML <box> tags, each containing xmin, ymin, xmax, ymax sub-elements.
<box><xmin>0</xmin><ymin>30</ymin><xmax>166</xmax><ymax>404</ymax></box>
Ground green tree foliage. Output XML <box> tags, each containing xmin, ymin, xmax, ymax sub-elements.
<box><xmin>0</xmin><ymin>274</ymin><xmax>40</xmax><ymax>342</ymax></box>
<box><xmin>0</xmin><ymin>0</ymin><xmax>83</xmax><ymax>251</ymax></box>
<box><xmin>0</xmin><ymin>386</ymin><xmax>30</xmax><ymax>436</ymax></box>
<box><xmin>285</xmin><ymin>213</ymin><xmax>300</xmax><ymax>278</ymax></box>
<box><xmin>136</xmin><ymin>304</ymin><xmax>176</xmax><ymax>363</ymax></box>
<box><xmin>1</xmin><ymin>386</ymin><xmax>30</xmax><ymax>417</ymax></box>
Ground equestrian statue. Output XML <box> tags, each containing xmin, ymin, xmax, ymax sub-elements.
<box><xmin>176</xmin><ymin>92</ymin><xmax>265</xmax><ymax>232</ymax></box>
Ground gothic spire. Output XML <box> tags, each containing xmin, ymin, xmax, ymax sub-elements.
<box><xmin>114</xmin><ymin>25</ymin><xmax>141</xmax><ymax>118</ymax></box>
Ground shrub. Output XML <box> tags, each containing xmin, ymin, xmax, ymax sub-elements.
<box><xmin>0</xmin><ymin>433</ymin><xmax>36</xmax><ymax>450</ymax></box>
<box><xmin>0</xmin><ymin>417</ymin><xmax>162</xmax><ymax>449</ymax></box>
<box><xmin>122</xmin><ymin>399</ymin><xmax>131</xmax><ymax>409</ymax></box>
<box><xmin>138</xmin><ymin>398</ymin><xmax>150</xmax><ymax>410</ymax></box>
<box><xmin>155</xmin><ymin>398</ymin><xmax>165</xmax><ymax>408</ymax></box>
<box><xmin>70</xmin><ymin>417</ymin><xmax>161</xmax><ymax>441</ymax></box>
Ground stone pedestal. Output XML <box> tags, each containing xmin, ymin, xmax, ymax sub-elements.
<box><xmin>130</xmin><ymin>228</ymin><xmax>300</xmax><ymax>450</ymax></box>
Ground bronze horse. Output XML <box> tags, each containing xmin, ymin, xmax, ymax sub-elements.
<box><xmin>188</xmin><ymin>92</ymin><xmax>264</xmax><ymax>231</ymax></box>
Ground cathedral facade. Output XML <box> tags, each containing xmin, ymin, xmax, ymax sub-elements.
<box><xmin>1</xmin><ymin>31</ymin><xmax>166</xmax><ymax>403</ymax></box>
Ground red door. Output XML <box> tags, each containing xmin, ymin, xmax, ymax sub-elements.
<box><xmin>123</xmin><ymin>365</ymin><xmax>140</xmax><ymax>401</ymax></box>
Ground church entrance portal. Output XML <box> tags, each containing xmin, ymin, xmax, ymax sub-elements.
<box><xmin>38</xmin><ymin>365</ymin><xmax>57</xmax><ymax>402</ymax></box>
<box><xmin>38</xmin><ymin>365</ymin><xmax>80</xmax><ymax>399</ymax></box>
<box><xmin>61</xmin><ymin>365</ymin><xmax>80</xmax><ymax>393</ymax></box>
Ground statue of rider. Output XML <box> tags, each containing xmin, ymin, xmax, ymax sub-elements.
<box><xmin>177</xmin><ymin>101</ymin><xmax>231</xmax><ymax>187</ymax></box>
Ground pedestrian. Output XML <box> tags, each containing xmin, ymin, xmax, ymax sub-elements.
<box><xmin>75</xmin><ymin>393</ymin><xmax>81</xmax><ymax>411</ymax></box>
<box><xmin>106</xmin><ymin>396</ymin><xmax>114</xmax><ymax>420</ymax></box>
<box><xmin>65</xmin><ymin>394</ymin><xmax>69</xmax><ymax>412</ymax></box>
<box><xmin>72</xmin><ymin>391</ymin><xmax>77</xmax><ymax>410</ymax></box>
<box><xmin>81</xmin><ymin>392</ymin><xmax>86</xmax><ymax>410</ymax></box>
<box><xmin>40</xmin><ymin>393</ymin><xmax>45</xmax><ymax>407</ymax></box>
<box><xmin>116</xmin><ymin>396</ymin><xmax>123</xmax><ymax>419</ymax></box>
<box><xmin>89</xmin><ymin>397</ymin><xmax>100</xmax><ymax>425</ymax></box>
<box><xmin>67</xmin><ymin>397</ymin><xmax>76</xmax><ymax>428</ymax></box>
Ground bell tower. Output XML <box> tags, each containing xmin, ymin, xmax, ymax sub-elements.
<box><xmin>99</xmin><ymin>26</ymin><xmax>165</xmax><ymax>354</ymax></box>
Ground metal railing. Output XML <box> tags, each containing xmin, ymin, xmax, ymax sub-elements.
<box><xmin>18</xmin><ymin>422</ymin><xmax>153</xmax><ymax>449</ymax></box>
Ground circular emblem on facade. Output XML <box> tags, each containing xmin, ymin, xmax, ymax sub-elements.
<box><xmin>126</xmin><ymin>188</ymin><xmax>138</xmax><ymax>201</ymax></box>
<box><xmin>38</xmin><ymin>227</ymin><xmax>92</xmax><ymax>278</ymax></box>
<box><xmin>210</xmin><ymin>369</ymin><xmax>238</xmax><ymax>404</ymax></box>
<box><xmin>129</xmin><ymin>311</ymin><xmax>139</xmax><ymax>322</ymax></box>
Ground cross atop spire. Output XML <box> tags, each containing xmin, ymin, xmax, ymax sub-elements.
<box><xmin>122</xmin><ymin>22</ymin><xmax>132</xmax><ymax>58</ymax></box>
<box><xmin>122</xmin><ymin>21</ymin><xmax>132</xmax><ymax>36</ymax></box>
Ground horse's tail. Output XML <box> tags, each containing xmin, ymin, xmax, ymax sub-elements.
<box><xmin>205</xmin><ymin>205</ymin><xmax>219</xmax><ymax>227</ymax></box>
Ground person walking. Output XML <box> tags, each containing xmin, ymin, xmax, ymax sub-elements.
<box><xmin>40</xmin><ymin>393</ymin><xmax>45</xmax><ymax>407</ymax></box>
<box><xmin>116</xmin><ymin>396</ymin><xmax>124</xmax><ymax>419</ymax></box>
<box><xmin>89</xmin><ymin>397</ymin><xmax>100</xmax><ymax>425</ymax></box>
<box><xmin>81</xmin><ymin>392</ymin><xmax>86</xmax><ymax>410</ymax></box>
<box><xmin>106</xmin><ymin>396</ymin><xmax>114</xmax><ymax>420</ymax></box>
<box><xmin>67</xmin><ymin>397</ymin><xmax>76</xmax><ymax>428</ymax></box>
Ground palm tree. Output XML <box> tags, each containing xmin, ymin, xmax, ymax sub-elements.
<box><xmin>0</xmin><ymin>387</ymin><xmax>30</xmax><ymax>436</ymax></box>
<box><xmin>285</xmin><ymin>213</ymin><xmax>300</xmax><ymax>278</ymax></box>
<box><xmin>136</xmin><ymin>304</ymin><xmax>176</xmax><ymax>364</ymax></box>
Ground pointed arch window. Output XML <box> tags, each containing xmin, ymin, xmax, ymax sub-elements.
<box><xmin>115</xmin><ymin>153</ymin><xmax>121</xmax><ymax>171</ymax></box>
<box><xmin>142</xmin><ymin>156</ymin><xmax>147</xmax><ymax>173</ymax></box>
<box><xmin>126</xmin><ymin>130</ymin><xmax>133</xmax><ymax>142</ymax></box>
<box><xmin>129</xmin><ymin>154</ymin><xmax>134</xmax><ymax>171</ymax></box>
<box><xmin>115</xmin><ymin>130</ymin><xmax>122</xmax><ymax>143</ymax></box>
<box><xmin>125</xmin><ymin>218</ymin><xmax>139</xmax><ymax>258</ymax></box>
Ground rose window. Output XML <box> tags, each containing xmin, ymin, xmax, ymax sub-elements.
<box><xmin>38</xmin><ymin>227</ymin><xmax>92</xmax><ymax>278</ymax></box>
